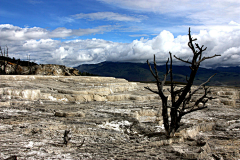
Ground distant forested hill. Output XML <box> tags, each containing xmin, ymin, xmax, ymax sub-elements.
<box><xmin>74</xmin><ymin>61</ymin><xmax>240</xmax><ymax>86</ymax></box>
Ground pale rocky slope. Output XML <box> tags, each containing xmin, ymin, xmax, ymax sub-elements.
<box><xmin>1</xmin><ymin>62</ymin><xmax>80</xmax><ymax>76</ymax></box>
<box><xmin>0</xmin><ymin>75</ymin><xmax>239</xmax><ymax>159</ymax></box>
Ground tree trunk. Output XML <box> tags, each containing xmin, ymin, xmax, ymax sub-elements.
<box><xmin>169</xmin><ymin>108</ymin><xmax>178</xmax><ymax>137</ymax></box>
<box><xmin>161</xmin><ymin>97</ymin><xmax>170</xmax><ymax>137</ymax></box>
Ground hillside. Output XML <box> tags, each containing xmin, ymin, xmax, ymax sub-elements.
<box><xmin>75</xmin><ymin>61</ymin><xmax>240</xmax><ymax>86</ymax></box>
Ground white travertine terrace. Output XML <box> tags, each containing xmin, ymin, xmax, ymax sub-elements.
<box><xmin>0</xmin><ymin>75</ymin><xmax>239</xmax><ymax>159</ymax></box>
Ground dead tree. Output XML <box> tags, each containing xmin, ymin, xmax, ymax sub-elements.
<box><xmin>145</xmin><ymin>28</ymin><xmax>220</xmax><ymax>138</ymax></box>
<box><xmin>63</xmin><ymin>130</ymin><xmax>71</xmax><ymax>145</ymax></box>
<box><xmin>0</xmin><ymin>46</ymin><xmax>3</xmax><ymax>57</ymax></box>
<box><xmin>0</xmin><ymin>46</ymin><xmax>8</xmax><ymax>57</ymax></box>
<box><xmin>0</xmin><ymin>46</ymin><xmax>9</xmax><ymax>74</ymax></box>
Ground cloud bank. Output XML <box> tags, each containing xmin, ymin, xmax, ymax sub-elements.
<box><xmin>98</xmin><ymin>0</ymin><xmax>240</xmax><ymax>25</ymax></box>
<box><xmin>1</xmin><ymin>23</ymin><xmax>240</xmax><ymax>68</ymax></box>
<box><xmin>0</xmin><ymin>24</ymin><xmax>110</xmax><ymax>41</ymax></box>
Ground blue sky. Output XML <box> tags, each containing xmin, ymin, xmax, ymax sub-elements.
<box><xmin>0</xmin><ymin>0</ymin><xmax>240</xmax><ymax>68</ymax></box>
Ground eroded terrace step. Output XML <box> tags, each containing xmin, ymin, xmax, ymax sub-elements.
<box><xmin>0</xmin><ymin>75</ymin><xmax>129</xmax><ymax>83</ymax></box>
<box><xmin>1</xmin><ymin>76</ymin><xmax>239</xmax><ymax>106</ymax></box>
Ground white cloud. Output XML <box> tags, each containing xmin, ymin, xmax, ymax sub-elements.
<box><xmin>23</xmin><ymin>39</ymin><xmax>58</xmax><ymax>49</ymax></box>
<box><xmin>1</xmin><ymin>24</ymin><xmax>240</xmax><ymax>68</ymax></box>
<box><xmin>98</xmin><ymin>0</ymin><xmax>240</xmax><ymax>25</ymax></box>
<box><xmin>72</xmin><ymin>12</ymin><xmax>147</xmax><ymax>22</ymax></box>
<box><xmin>0</xmin><ymin>24</ymin><xmax>110</xmax><ymax>41</ymax></box>
<box><xmin>229</xmin><ymin>21</ymin><xmax>240</xmax><ymax>26</ymax></box>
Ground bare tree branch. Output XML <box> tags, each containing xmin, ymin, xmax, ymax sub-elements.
<box><xmin>198</xmin><ymin>54</ymin><xmax>221</xmax><ymax>64</ymax></box>
<box><xmin>181</xmin><ymin>106</ymin><xmax>208</xmax><ymax>117</ymax></box>
<box><xmin>174</xmin><ymin>55</ymin><xmax>192</xmax><ymax>64</ymax></box>
<box><xmin>154</xmin><ymin>55</ymin><xmax>160</xmax><ymax>80</ymax></box>
<box><xmin>144</xmin><ymin>86</ymin><xmax>159</xmax><ymax>94</ymax></box>
<box><xmin>195</xmin><ymin>43</ymin><xmax>207</xmax><ymax>53</ymax></box>
<box><xmin>146</xmin><ymin>54</ymin><xmax>170</xmax><ymax>98</ymax></box>
<box><xmin>188</xmin><ymin>28</ymin><xmax>197</xmax><ymax>55</ymax></box>
<box><xmin>147</xmin><ymin>60</ymin><xmax>158</xmax><ymax>80</ymax></box>
<box><xmin>191</xmin><ymin>73</ymin><xmax>216</xmax><ymax>95</ymax></box>
<box><xmin>161</xmin><ymin>55</ymin><xmax>170</xmax><ymax>89</ymax></box>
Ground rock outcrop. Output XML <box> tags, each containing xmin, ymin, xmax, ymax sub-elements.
<box><xmin>33</xmin><ymin>64</ymin><xmax>80</xmax><ymax>76</ymax></box>
<box><xmin>1</xmin><ymin>62</ymin><xmax>79</xmax><ymax>76</ymax></box>
<box><xmin>0</xmin><ymin>75</ymin><xmax>239</xmax><ymax>159</ymax></box>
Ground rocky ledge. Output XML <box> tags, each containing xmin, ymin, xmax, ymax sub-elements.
<box><xmin>0</xmin><ymin>75</ymin><xmax>239</xmax><ymax>159</ymax></box>
<box><xmin>1</xmin><ymin>62</ymin><xmax>80</xmax><ymax>76</ymax></box>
